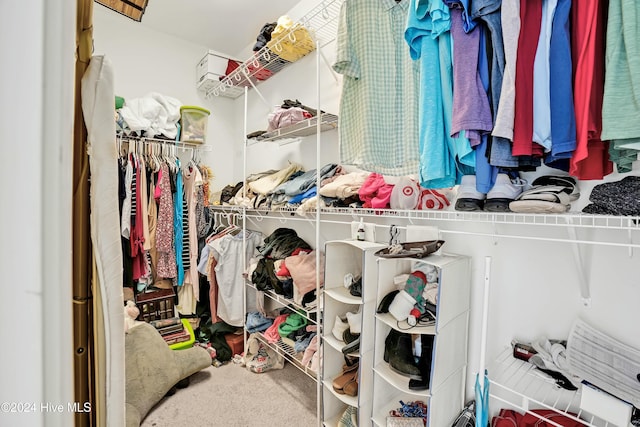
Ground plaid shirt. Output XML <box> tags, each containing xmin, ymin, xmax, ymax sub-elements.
<box><xmin>333</xmin><ymin>0</ymin><xmax>420</xmax><ymax>176</ymax></box>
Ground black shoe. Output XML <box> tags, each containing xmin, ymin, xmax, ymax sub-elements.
<box><xmin>342</xmin><ymin>335</ymin><xmax>360</xmax><ymax>355</ymax></box>
<box><xmin>408</xmin><ymin>334</ymin><xmax>434</xmax><ymax>390</ymax></box>
<box><xmin>384</xmin><ymin>329</ymin><xmax>421</xmax><ymax>379</ymax></box>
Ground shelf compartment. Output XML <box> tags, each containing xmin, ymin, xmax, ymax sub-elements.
<box><xmin>373</xmin><ymin>362</ymin><xmax>431</xmax><ymax>398</ymax></box>
<box><xmin>376</xmin><ymin>312</ymin><xmax>435</xmax><ymax>335</ymax></box>
<box><xmin>323</xmin><ymin>334</ymin><xmax>359</xmax><ymax>358</ymax></box>
<box><xmin>324</xmin><ymin>286</ymin><xmax>362</xmax><ymax>305</ymax></box>
<box><xmin>250</xmin><ymin>113</ymin><xmax>338</xmax><ymax>143</ymax></box>
<box><xmin>488</xmin><ymin>347</ymin><xmax>614</xmax><ymax>427</ymax></box>
<box><xmin>323</xmin><ymin>379</ymin><xmax>358</xmax><ymax>407</ymax></box>
<box><xmin>204</xmin><ymin>0</ymin><xmax>344</xmax><ymax>99</ymax></box>
<box><xmin>254</xmin><ymin>332</ymin><xmax>318</xmax><ymax>382</ymax></box>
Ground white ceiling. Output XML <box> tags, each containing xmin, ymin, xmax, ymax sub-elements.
<box><xmin>136</xmin><ymin>0</ymin><xmax>301</xmax><ymax>56</ymax></box>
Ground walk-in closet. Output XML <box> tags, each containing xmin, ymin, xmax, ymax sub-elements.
<box><xmin>3</xmin><ymin>1</ymin><xmax>640</xmax><ymax>427</ymax></box>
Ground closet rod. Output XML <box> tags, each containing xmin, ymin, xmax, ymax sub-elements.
<box><xmin>118</xmin><ymin>134</ymin><xmax>213</xmax><ymax>151</ymax></box>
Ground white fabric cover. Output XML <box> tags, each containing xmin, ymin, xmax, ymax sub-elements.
<box><xmin>567</xmin><ymin>318</ymin><xmax>640</xmax><ymax>408</ymax></box>
<box><xmin>119</xmin><ymin>92</ymin><xmax>181</xmax><ymax>139</ymax></box>
<box><xmin>81</xmin><ymin>55</ymin><xmax>125</xmax><ymax>427</ymax></box>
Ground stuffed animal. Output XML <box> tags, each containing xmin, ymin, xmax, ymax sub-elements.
<box><xmin>124</xmin><ymin>300</ymin><xmax>142</xmax><ymax>332</ymax></box>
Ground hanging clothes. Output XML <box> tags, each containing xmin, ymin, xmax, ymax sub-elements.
<box><xmin>333</xmin><ymin>0</ymin><xmax>420</xmax><ymax>176</ymax></box>
<box><xmin>210</xmin><ymin>230</ymin><xmax>264</xmax><ymax>327</ymax></box>
<box><xmin>601</xmin><ymin>0</ymin><xmax>640</xmax><ymax>173</ymax></box>
<box><xmin>130</xmin><ymin>155</ymin><xmax>147</xmax><ymax>281</ymax></box>
<box><xmin>569</xmin><ymin>0</ymin><xmax>612</xmax><ymax>179</ymax></box>
<box><xmin>173</xmin><ymin>159</ymin><xmax>185</xmax><ymax>286</ymax></box>
<box><xmin>512</xmin><ymin>0</ymin><xmax>543</xmax><ymax>157</ymax></box>
<box><xmin>543</xmin><ymin>0</ymin><xmax>576</xmax><ymax>170</ymax></box>
<box><xmin>492</xmin><ymin>0</ymin><xmax>520</xmax><ymax>143</ymax></box>
<box><xmin>404</xmin><ymin>0</ymin><xmax>474</xmax><ymax>190</ymax></box>
<box><xmin>156</xmin><ymin>163</ymin><xmax>177</xmax><ymax>279</ymax></box>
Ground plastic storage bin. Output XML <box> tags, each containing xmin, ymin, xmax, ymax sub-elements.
<box><xmin>180</xmin><ymin>105</ymin><xmax>210</xmax><ymax>143</ymax></box>
<box><xmin>169</xmin><ymin>318</ymin><xmax>196</xmax><ymax>350</ymax></box>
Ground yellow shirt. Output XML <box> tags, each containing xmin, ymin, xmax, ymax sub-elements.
<box><xmin>266</xmin><ymin>15</ymin><xmax>315</xmax><ymax>62</ymax></box>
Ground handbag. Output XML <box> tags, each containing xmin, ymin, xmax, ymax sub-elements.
<box><xmin>386</xmin><ymin>417</ymin><xmax>423</xmax><ymax>427</ymax></box>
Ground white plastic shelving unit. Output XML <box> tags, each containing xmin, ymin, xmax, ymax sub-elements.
<box><xmin>321</xmin><ymin>240</ymin><xmax>385</xmax><ymax>426</ymax></box>
<box><xmin>371</xmin><ymin>253</ymin><xmax>471</xmax><ymax>427</ymax></box>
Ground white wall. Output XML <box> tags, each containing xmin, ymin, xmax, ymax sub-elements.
<box><xmin>0</xmin><ymin>1</ymin><xmax>75</xmax><ymax>426</ymax></box>
<box><xmin>92</xmin><ymin>6</ymin><xmax>240</xmax><ymax>189</ymax></box>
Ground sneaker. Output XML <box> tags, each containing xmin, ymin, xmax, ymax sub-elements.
<box><xmin>484</xmin><ymin>174</ymin><xmax>527</xmax><ymax>212</ymax></box>
<box><xmin>455</xmin><ymin>175</ymin><xmax>486</xmax><ymax>211</ymax></box>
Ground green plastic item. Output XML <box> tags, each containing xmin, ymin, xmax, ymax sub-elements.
<box><xmin>115</xmin><ymin>96</ymin><xmax>125</xmax><ymax>109</ymax></box>
<box><xmin>180</xmin><ymin>105</ymin><xmax>211</xmax><ymax>115</ymax></box>
<box><xmin>169</xmin><ymin>319</ymin><xmax>196</xmax><ymax>350</ymax></box>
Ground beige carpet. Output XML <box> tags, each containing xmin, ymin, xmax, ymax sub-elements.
<box><xmin>141</xmin><ymin>361</ymin><xmax>318</xmax><ymax>427</ymax></box>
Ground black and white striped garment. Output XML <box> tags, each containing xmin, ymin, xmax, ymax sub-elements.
<box><xmin>130</xmin><ymin>155</ymin><xmax>137</xmax><ymax>227</ymax></box>
<box><xmin>181</xmin><ymin>189</ymin><xmax>190</xmax><ymax>269</ymax></box>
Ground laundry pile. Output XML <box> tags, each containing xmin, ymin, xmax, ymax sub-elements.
<box><xmin>116</xmin><ymin>92</ymin><xmax>182</xmax><ymax>139</ymax></box>
<box><xmin>216</xmin><ymin>164</ymin><xmax>456</xmax><ymax>214</ymax></box>
<box><xmin>215</xmin><ymin>15</ymin><xmax>315</xmax><ymax>87</ymax></box>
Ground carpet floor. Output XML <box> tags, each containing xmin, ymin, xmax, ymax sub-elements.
<box><xmin>141</xmin><ymin>361</ymin><xmax>318</xmax><ymax>427</ymax></box>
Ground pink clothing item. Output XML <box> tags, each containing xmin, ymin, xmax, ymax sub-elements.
<box><xmin>358</xmin><ymin>173</ymin><xmax>394</xmax><ymax>209</ymax></box>
<box><xmin>264</xmin><ymin>314</ymin><xmax>290</xmax><ymax>343</ymax></box>
<box><xmin>156</xmin><ymin>163</ymin><xmax>177</xmax><ymax>278</ymax></box>
<box><xmin>131</xmin><ymin>159</ymin><xmax>147</xmax><ymax>280</ymax></box>
<box><xmin>301</xmin><ymin>334</ymin><xmax>319</xmax><ymax>371</ymax></box>
<box><xmin>285</xmin><ymin>250</ymin><xmax>325</xmax><ymax>303</ymax></box>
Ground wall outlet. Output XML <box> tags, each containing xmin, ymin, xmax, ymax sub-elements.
<box><xmin>351</xmin><ymin>221</ymin><xmax>376</xmax><ymax>242</ymax></box>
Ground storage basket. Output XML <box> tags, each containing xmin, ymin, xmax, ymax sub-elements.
<box><xmin>180</xmin><ymin>105</ymin><xmax>210</xmax><ymax>144</ymax></box>
<box><xmin>135</xmin><ymin>288</ymin><xmax>176</xmax><ymax>323</ymax></box>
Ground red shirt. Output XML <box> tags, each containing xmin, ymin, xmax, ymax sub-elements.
<box><xmin>512</xmin><ymin>0</ymin><xmax>544</xmax><ymax>157</ymax></box>
<box><xmin>569</xmin><ymin>0</ymin><xmax>612</xmax><ymax>179</ymax></box>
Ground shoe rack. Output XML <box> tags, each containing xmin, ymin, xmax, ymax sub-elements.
<box><xmin>371</xmin><ymin>253</ymin><xmax>471</xmax><ymax>427</ymax></box>
<box><xmin>321</xmin><ymin>240</ymin><xmax>385</xmax><ymax>427</ymax></box>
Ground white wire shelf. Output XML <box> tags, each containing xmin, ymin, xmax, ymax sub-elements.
<box><xmin>207</xmin><ymin>205</ymin><xmax>640</xmax><ymax>248</ymax></box>
<box><xmin>254</xmin><ymin>332</ymin><xmax>318</xmax><ymax>382</ymax></box>
<box><xmin>249</xmin><ymin>113</ymin><xmax>339</xmax><ymax>143</ymax></box>
<box><xmin>487</xmin><ymin>347</ymin><xmax>615</xmax><ymax>427</ymax></box>
<box><xmin>210</xmin><ymin>205</ymin><xmax>640</xmax><ymax>231</ymax></box>
<box><xmin>204</xmin><ymin>0</ymin><xmax>343</xmax><ymax>99</ymax></box>
<box><xmin>246</xmin><ymin>281</ymin><xmax>317</xmax><ymax>323</ymax></box>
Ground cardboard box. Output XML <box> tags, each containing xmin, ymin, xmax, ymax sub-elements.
<box><xmin>196</xmin><ymin>50</ymin><xmax>239</xmax><ymax>92</ymax></box>
<box><xmin>224</xmin><ymin>332</ymin><xmax>245</xmax><ymax>357</ymax></box>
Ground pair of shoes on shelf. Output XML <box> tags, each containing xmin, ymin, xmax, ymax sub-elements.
<box><xmin>455</xmin><ymin>174</ymin><xmax>528</xmax><ymax>212</ymax></box>
<box><xmin>332</xmin><ymin>362</ymin><xmax>359</xmax><ymax>396</ymax></box>
<box><xmin>509</xmin><ymin>175</ymin><xmax>579</xmax><ymax>213</ymax></box>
